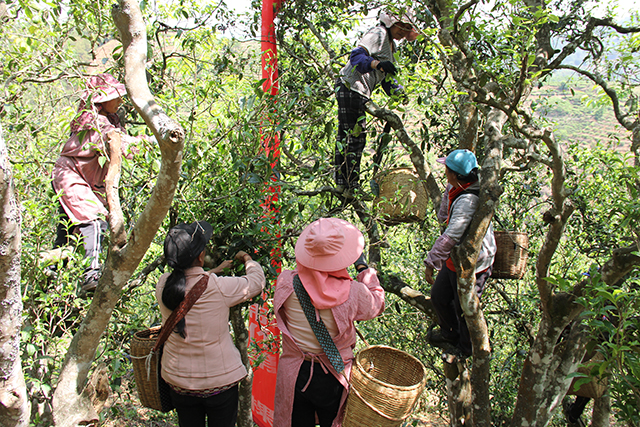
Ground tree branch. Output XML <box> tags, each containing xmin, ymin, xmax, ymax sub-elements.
<box><xmin>104</xmin><ymin>132</ymin><xmax>127</xmax><ymax>249</ymax></box>
<box><xmin>378</xmin><ymin>272</ymin><xmax>437</xmax><ymax>321</ymax></box>
<box><xmin>558</xmin><ymin>64</ymin><xmax>638</xmax><ymax>130</ymax></box>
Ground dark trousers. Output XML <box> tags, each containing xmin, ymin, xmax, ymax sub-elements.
<box><xmin>567</xmin><ymin>396</ymin><xmax>590</xmax><ymax>422</ymax></box>
<box><xmin>54</xmin><ymin>203</ymin><xmax>107</xmax><ymax>276</ymax></box>
<box><xmin>334</xmin><ymin>82</ymin><xmax>368</xmax><ymax>189</ymax></box>
<box><xmin>430</xmin><ymin>265</ymin><xmax>492</xmax><ymax>355</ymax></box>
<box><xmin>170</xmin><ymin>385</ymin><xmax>239</xmax><ymax>427</ymax></box>
<box><xmin>292</xmin><ymin>360</ymin><xmax>344</xmax><ymax>427</ymax></box>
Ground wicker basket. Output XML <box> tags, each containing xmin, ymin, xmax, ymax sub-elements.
<box><xmin>130</xmin><ymin>326</ymin><xmax>168</xmax><ymax>412</ymax></box>
<box><xmin>374</xmin><ymin>168</ymin><xmax>428</xmax><ymax>225</ymax></box>
<box><xmin>568</xmin><ymin>353</ymin><xmax>608</xmax><ymax>399</ymax></box>
<box><xmin>491</xmin><ymin>231</ymin><xmax>529</xmax><ymax>279</ymax></box>
<box><xmin>343</xmin><ymin>346</ymin><xmax>427</xmax><ymax>427</ymax></box>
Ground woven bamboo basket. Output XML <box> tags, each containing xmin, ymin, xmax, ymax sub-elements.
<box><xmin>130</xmin><ymin>326</ymin><xmax>163</xmax><ymax>411</ymax></box>
<box><xmin>491</xmin><ymin>231</ymin><xmax>529</xmax><ymax>279</ymax></box>
<box><xmin>343</xmin><ymin>346</ymin><xmax>427</xmax><ymax>427</ymax></box>
<box><xmin>374</xmin><ymin>168</ymin><xmax>428</xmax><ymax>225</ymax></box>
<box><xmin>568</xmin><ymin>353</ymin><xmax>608</xmax><ymax>399</ymax></box>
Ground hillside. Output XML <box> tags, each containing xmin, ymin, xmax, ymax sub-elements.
<box><xmin>530</xmin><ymin>76</ymin><xmax>632</xmax><ymax>150</ymax></box>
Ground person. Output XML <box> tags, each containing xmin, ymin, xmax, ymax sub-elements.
<box><xmin>563</xmin><ymin>396</ymin><xmax>589</xmax><ymax>426</ymax></box>
<box><xmin>273</xmin><ymin>217</ymin><xmax>385</xmax><ymax>427</ymax></box>
<box><xmin>334</xmin><ymin>10</ymin><xmax>418</xmax><ymax>195</ymax></box>
<box><xmin>50</xmin><ymin>73</ymin><xmax>147</xmax><ymax>293</ymax></box>
<box><xmin>424</xmin><ymin>149</ymin><xmax>496</xmax><ymax>358</ymax></box>
<box><xmin>156</xmin><ymin>220</ymin><xmax>265</xmax><ymax>427</ymax></box>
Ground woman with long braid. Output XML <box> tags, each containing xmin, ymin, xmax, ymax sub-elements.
<box><xmin>156</xmin><ymin>220</ymin><xmax>265</xmax><ymax>427</ymax></box>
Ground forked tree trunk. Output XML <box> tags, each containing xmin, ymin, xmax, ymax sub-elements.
<box><xmin>50</xmin><ymin>1</ymin><xmax>185</xmax><ymax>425</ymax></box>
<box><xmin>0</xmin><ymin>125</ymin><xmax>30</xmax><ymax>427</ymax></box>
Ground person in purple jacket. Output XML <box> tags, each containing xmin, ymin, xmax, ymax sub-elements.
<box><xmin>334</xmin><ymin>10</ymin><xmax>418</xmax><ymax>195</ymax></box>
<box><xmin>49</xmin><ymin>74</ymin><xmax>147</xmax><ymax>294</ymax></box>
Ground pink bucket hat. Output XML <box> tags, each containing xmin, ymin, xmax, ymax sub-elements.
<box><xmin>295</xmin><ymin>218</ymin><xmax>364</xmax><ymax>272</ymax></box>
<box><xmin>85</xmin><ymin>73</ymin><xmax>126</xmax><ymax>104</ymax></box>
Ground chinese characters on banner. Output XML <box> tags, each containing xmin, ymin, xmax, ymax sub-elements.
<box><xmin>252</xmin><ymin>0</ymin><xmax>283</xmax><ymax>426</ymax></box>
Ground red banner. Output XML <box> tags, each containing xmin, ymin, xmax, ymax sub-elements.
<box><xmin>250</xmin><ymin>0</ymin><xmax>282</xmax><ymax>426</ymax></box>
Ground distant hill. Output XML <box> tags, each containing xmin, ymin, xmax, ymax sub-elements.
<box><xmin>530</xmin><ymin>76</ymin><xmax>632</xmax><ymax>151</ymax></box>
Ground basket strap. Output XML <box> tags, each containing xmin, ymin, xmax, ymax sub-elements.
<box><xmin>493</xmin><ymin>213</ymin><xmax>529</xmax><ymax>252</ymax></box>
<box><xmin>152</xmin><ymin>274</ymin><xmax>209</xmax><ymax>353</ymax></box>
<box><xmin>348</xmin><ymin>386</ymin><xmax>409</xmax><ymax>422</ymax></box>
<box><xmin>355</xmin><ymin>325</ymin><xmax>369</xmax><ymax>347</ymax></box>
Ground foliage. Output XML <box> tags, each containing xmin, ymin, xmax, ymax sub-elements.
<box><xmin>1</xmin><ymin>0</ymin><xmax>639</xmax><ymax>425</ymax></box>
<box><xmin>577</xmin><ymin>266</ymin><xmax>640</xmax><ymax>426</ymax></box>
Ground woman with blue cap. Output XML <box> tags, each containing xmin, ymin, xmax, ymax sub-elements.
<box><xmin>424</xmin><ymin>149</ymin><xmax>496</xmax><ymax>358</ymax></box>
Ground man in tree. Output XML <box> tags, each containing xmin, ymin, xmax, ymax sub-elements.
<box><xmin>334</xmin><ymin>10</ymin><xmax>417</xmax><ymax>197</ymax></box>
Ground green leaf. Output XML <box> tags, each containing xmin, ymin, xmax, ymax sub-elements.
<box><xmin>27</xmin><ymin>343</ymin><xmax>36</xmax><ymax>356</ymax></box>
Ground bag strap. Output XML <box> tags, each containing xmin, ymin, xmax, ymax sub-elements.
<box><xmin>152</xmin><ymin>274</ymin><xmax>209</xmax><ymax>353</ymax></box>
<box><xmin>293</xmin><ymin>274</ymin><xmax>345</xmax><ymax>374</ymax></box>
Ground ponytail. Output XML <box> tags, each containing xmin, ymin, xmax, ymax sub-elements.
<box><xmin>162</xmin><ymin>269</ymin><xmax>187</xmax><ymax>338</ymax></box>
<box><xmin>450</xmin><ymin>167</ymin><xmax>479</xmax><ymax>184</ymax></box>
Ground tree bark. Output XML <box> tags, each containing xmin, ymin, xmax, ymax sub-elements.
<box><xmin>0</xmin><ymin>125</ymin><xmax>30</xmax><ymax>427</ymax></box>
<box><xmin>231</xmin><ymin>305</ymin><xmax>253</xmax><ymax>427</ymax></box>
<box><xmin>448</xmin><ymin>107</ymin><xmax>505</xmax><ymax>427</ymax></box>
<box><xmin>444</xmin><ymin>362</ymin><xmax>472</xmax><ymax>427</ymax></box>
<box><xmin>50</xmin><ymin>1</ymin><xmax>185</xmax><ymax>425</ymax></box>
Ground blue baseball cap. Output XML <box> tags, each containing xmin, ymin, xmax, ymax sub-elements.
<box><xmin>437</xmin><ymin>149</ymin><xmax>478</xmax><ymax>176</ymax></box>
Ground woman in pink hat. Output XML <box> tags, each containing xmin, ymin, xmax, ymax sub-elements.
<box><xmin>273</xmin><ymin>217</ymin><xmax>385</xmax><ymax>427</ymax></box>
<box><xmin>49</xmin><ymin>73</ymin><xmax>147</xmax><ymax>294</ymax></box>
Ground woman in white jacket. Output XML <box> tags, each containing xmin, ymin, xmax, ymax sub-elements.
<box><xmin>424</xmin><ymin>149</ymin><xmax>496</xmax><ymax>358</ymax></box>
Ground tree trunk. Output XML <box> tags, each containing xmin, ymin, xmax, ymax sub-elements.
<box><xmin>231</xmin><ymin>305</ymin><xmax>253</xmax><ymax>427</ymax></box>
<box><xmin>50</xmin><ymin>1</ymin><xmax>185</xmax><ymax>424</ymax></box>
<box><xmin>444</xmin><ymin>361</ymin><xmax>471</xmax><ymax>426</ymax></box>
<box><xmin>0</xmin><ymin>124</ymin><xmax>30</xmax><ymax>427</ymax></box>
<box><xmin>590</xmin><ymin>394</ymin><xmax>610</xmax><ymax>427</ymax></box>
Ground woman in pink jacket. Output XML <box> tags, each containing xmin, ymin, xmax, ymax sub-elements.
<box><xmin>274</xmin><ymin>217</ymin><xmax>385</xmax><ymax>427</ymax></box>
<box><xmin>156</xmin><ymin>220</ymin><xmax>265</xmax><ymax>427</ymax></box>
<box><xmin>51</xmin><ymin>73</ymin><xmax>145</xmax><ymax>293</ymax></box>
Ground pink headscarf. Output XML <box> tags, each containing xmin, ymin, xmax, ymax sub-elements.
<box><xmin>70</xmin><ymin>104</ymin><xmax>122</xmax><ymax>133</ymax></box>
<box><xmin>70</xmin><ymin>74</ymin><xmax>126</xmax><ymax>133</ymax></box>
<box><xmin>297</xmin><ymin>264</ymin><xmax>352</xmax><ymax>310</ymax></box>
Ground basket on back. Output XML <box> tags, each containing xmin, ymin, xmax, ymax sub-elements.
<box><xmin>491</xmin><ymin>231</ymin><xmax>529</xmax><ymax>279</ymax></box>
<box><xmin>343</xmin><ymin>345</ymin><xmax>427</xmax><ymax>427</ymax></box>
<box><xmin>374</xmin><ymin>168</ymin><xmax>428</xmax><ymax>226</ymax></box>
<box><xmin>130</xmin><ymin>326</ymin><xmax>166</xmax><ymax>411</ymax></box>
<box><xmin>567</xmin><ymin>352</ymin><xmax>608</xmax><ymax>399</ymax></box>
